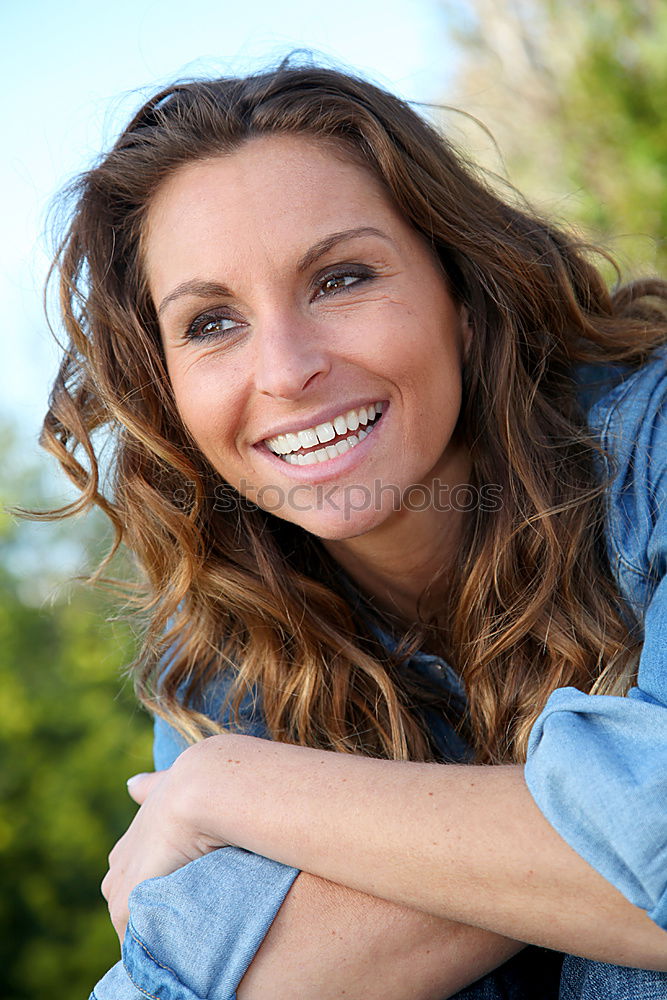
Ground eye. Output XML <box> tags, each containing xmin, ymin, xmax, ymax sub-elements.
<box><xmin>314</xmin><ymin>266</ymin><xmax>375</xmax><ymax>299</ymax></box>
<box><xmin>185</xmin><ymin>310</ymin><xmax>245</xmax><ymax>342</ymax></box>
<box><xmin>320</xmin><ymin>274</ymin><xmax>360</xmax><ymax>294</ymax></box>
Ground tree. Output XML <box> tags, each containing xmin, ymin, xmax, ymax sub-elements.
<box><xmin>440</xmin><ymin>0</ymin><xmax>667</xmax><ymax>275</ymax></box>
<box><xmin>0</xmin><ymin>424</ymin><xmax>153</xmax><ymax>999</ymax></box>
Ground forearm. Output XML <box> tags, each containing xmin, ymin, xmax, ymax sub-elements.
<box><xmin>183</xmin><ymin>736</ymin><xmax>667</xmax><ymax>969</ymax></box>
<box><xmin>239</xmin><ymin>871</ymin><xmax>522</xmax><ymax>1000</ymax></box>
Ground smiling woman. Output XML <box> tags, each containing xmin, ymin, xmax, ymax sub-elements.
<box><xmin>38</xmin><ymin>59</ymin><xmax>667</xmax><ymax>999</ymax></box>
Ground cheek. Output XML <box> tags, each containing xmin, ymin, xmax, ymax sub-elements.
<box><xmin>168</xmin><ymin>363</ymin><xmax>242</xmax><ymax>459</ymax></box>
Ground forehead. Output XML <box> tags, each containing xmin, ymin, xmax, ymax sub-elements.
<box><xmin>143</xmin><ymin>135</ymin><xmax>403</xmax><ymax>283</ymax></box>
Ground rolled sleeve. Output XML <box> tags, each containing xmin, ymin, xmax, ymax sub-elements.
<box><xmin>122</xmin><ymin>851</ymin><xmax>298</xmax><ymax>1000</ymax></box>
<box><xmin>91</xmin><ymin>684</ymin><xmax>299</xmax><ymax>997</ymax></box>
<box><xmin>90</xmin><ymin>848</ymin><xmax>298</xmax><ymax>999</ymax></box>
<box><xmin>525</xmin><ymin>684</ymin><xmax>667</xmax><ymax>926</ymax></box>
<box><xmin>90</xmin><ymin>958</ymin><xmax>148</xmax><ymax>999</ymax></box>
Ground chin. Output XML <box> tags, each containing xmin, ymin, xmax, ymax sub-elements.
<box><xmin>290</xmin><ymin>508</ymin><xmax>393</xmax><ymax>542</ymax></box>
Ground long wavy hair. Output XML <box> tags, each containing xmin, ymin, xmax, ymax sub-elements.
<box><xmin>38</xmin><ymin>59</ymin><xmax>667</xmax><ymax>764</ymax></box>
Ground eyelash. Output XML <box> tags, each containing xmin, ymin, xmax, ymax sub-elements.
<box><xmin>184</xmin><ymin>264</ymin><xmax>377</xmax><ymax>342</ymax></box>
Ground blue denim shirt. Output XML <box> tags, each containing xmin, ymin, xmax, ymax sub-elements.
<box><xmin>91</xmin><ymin>346</ymin><xmax>667</xmax><ymax>999</ymax></box>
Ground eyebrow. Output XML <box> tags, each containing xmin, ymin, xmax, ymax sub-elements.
<box><xmin>156</xmin><ymin>226</ymin><xmax>393</xmax><ymax>318</ymax></box>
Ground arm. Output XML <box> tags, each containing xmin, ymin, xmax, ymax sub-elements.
<box><xmin>92</xmin><ymin>873</ymin><xmax>524</xmax><ymax>1000</ymax></box>
<box><xmin>239</xmin><ymin>873</ymin><xmax>522</xmax><ymax>1000</ymax></box>
<box><xmin>104</xmin><ymin>764</ymin><xmax>524</xmax><ymax>999</ymax></box>
<box><xmin>99</xmin><ymin>714</ymin><xmax>523</xmax><ymax>999</ymax></box>
<box><xmin>177</xmin><ymin>738</ymin><xmax>667</xmax><ymax>970</ymax></box>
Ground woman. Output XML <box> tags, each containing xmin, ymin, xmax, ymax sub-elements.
<box><xmin>41</xmin><ymin>61</ymin><xmax>667</xmax><ymax>997</ymax></box>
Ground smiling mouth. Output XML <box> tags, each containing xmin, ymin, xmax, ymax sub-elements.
<box><xmin>264</xmin><ymin>401</ymin><xmax>384</xmax><ymax>465</ymax></box>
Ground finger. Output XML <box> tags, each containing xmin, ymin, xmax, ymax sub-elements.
<box><xmin>111</xmin><ymin>908</ymin><xmax>128</xmax><ymax>945</ymax></box>
<box><xmin>126</xmin><ymin>770</ymin><xmax>163</xmax><ymax>803</ymax></box>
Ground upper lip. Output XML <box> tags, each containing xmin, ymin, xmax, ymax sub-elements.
<box><xmin>254</xmin><ymin>397</ymin><xmax>386</xmax><ymax>446</ymax></box>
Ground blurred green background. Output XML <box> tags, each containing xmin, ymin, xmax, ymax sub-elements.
<box><xmin>0</xmin><ymin>425</ymin><xmax>153</xmax><ymax>997</ymax></box>
<box><xmin>1</xmin><ymin>1</ymin><xmax>665</xmax><ymax>996</ymax></box>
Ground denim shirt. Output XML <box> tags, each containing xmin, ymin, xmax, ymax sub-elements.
<box><xmin>91</xmin><ymin>347</ymin><xmax>667</xmax><ymax>1000</ymax></box>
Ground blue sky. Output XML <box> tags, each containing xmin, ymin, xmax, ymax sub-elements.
<box><xmin>1</xmin><ymin>0</ymin><xmax>454</xmax><ymax>468</ymax></box>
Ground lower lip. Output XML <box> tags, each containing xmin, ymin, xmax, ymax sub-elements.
<box><xmin>256</xmin><ymin>405</ymin><xmax>389</xmax><ymax>482</ymax></box>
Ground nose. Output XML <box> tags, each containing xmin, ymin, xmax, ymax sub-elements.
<box><xmin>253</xmin><ymin>310</ymin><xmax>331</xmax><ymax>400</ymax></box>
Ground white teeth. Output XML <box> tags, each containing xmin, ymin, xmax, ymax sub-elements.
<box><xmin>315</xmin><ymin>421</ymin><xmax>335</xmax><ymax>443</ymax></box>
<box><xmin>283</xmin><ymin>424</ymin><xmax>380</xmax><ymax>465</ymax></box>
<box><xmin>298</xmin><ymin>428</ymin><xmax>319</xmax><ymax>448</ymax></box>
<box><xmin>264</xmin><ymin>400</ymin><xmax>385</xmax><ymax>456</ymax></box>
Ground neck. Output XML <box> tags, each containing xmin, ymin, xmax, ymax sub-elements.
<box><xmin>323</xmin><ymin>444</ymin><xmax>472</xmax><ymax>626</ymax></box>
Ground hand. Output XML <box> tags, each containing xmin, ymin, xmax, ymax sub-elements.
<box><xmin>101</xmin><ymin>756</ymin><xmax>226</xmax><ymax>943</ymax></box>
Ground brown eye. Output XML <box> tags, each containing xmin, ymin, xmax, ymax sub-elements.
<box><xmin>322</xmin><ymin>274</ymin><xmax>359</xmax><ymax>293</ymax></box>
<box><xmin>186</xmin><ymin>312</ymin><xmax>245</xmax><ymax>341</ymax></box>
<box><xmin>314</xmin><ymin>266</ymin><xmax>375</xmax><ymax>299</ymax></box>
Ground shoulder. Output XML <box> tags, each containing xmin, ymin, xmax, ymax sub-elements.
<box><xmin>584</xmin><ymin>345</ymin><xmax>667</xmax><ymax>454</ymax></box>
<box><xmin>153</xmin><ymin>647</ymin><xmax>269</xmax><ymax>770</ymax></box>
<box><xmin>579</xmin><ymin>346</ymin><xmax>667</xmax><ymax>607</ymax></box>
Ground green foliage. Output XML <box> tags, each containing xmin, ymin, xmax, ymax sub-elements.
<box><xmin>538</xmin><ymin>1</ymin><xmax>667</xmax><ymax>275</ymax></box>
<box><xmin>0</xmin><ymin>430</ymin><xmax>153</xmax><ymax>999</ymax></box>
<box><xmin>443</xmin><ymin>0</ymin><xmax>667</xmax><ymax>276</ymax></box>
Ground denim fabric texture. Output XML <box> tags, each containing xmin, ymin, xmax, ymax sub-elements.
<box><xmin>90</xmin><ymin>349</ymin><xmax>667</xmax><ymax>999</ymax></box>
<box><xmin>558</xmin><ymin>956</ymin><xmax>667</xmax><ymax>1000</ymax></box>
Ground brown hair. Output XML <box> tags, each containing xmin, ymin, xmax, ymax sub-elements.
<box><xmin>39</xmin><ymin>58</ymin><xmax>667</xmax><ymax>763</ymax></box>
